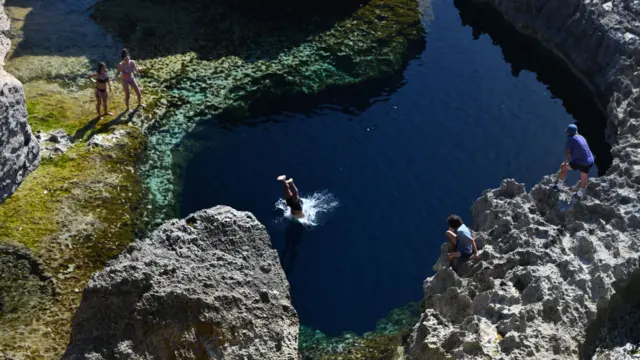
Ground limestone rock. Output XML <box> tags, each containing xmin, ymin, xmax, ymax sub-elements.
<box><xmin>0</xmin><ymin>0</ymin><xmax>40</xmax><ymax>203</ymax></box>
<box><xmin>62</xmin><ymin>206</ymin><xmax>299</xmax><ymax>360</ymax></box>
<box><xmin>35</xmin><ymin>129</ymin><xmax>72</xmax><ymax>157</ymax></box>
<box><xmin>407</xmin><ymin>177</ymin><xmax>640</xmax><ymax>359</ymax></box>
<box><xmin>0</xmin><ymin>243</ymin><xmax>55</xmax><ymax>317</ymax></box>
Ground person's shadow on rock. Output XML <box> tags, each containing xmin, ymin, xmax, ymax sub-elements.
<box><xmin>85</xmin><ymin>108</ymin><xmax>138</xmax><ymax>142</ymax></box>
<box><xmin>72</xmin><ymin>116</ymin><xmax>102</xmax><ymax>142</ymax></box>
<box><xmin>281</xmin><ymin>221</ymin><xmax>304</xmax><ymax>277</ymax></box>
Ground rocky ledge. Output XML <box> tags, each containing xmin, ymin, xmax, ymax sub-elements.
<box><xmin>407</xmin><ymin>0</ymin><xmax>640</xmax><ymax>358</ymax></box>
<box><xmin>0</xmin><ymin>0</ymin><xmax>39</xmax><ymax>203</ymax></box>
<box><xmin>62</xmin><ymin>206</ymin><xmax>299</xmax><ymax>360</ymax></box>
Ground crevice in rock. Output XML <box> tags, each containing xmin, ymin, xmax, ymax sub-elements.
<box><xmin>581</xmin><ymin>268</ymin><xmax>640</xmax><ymax>359</ymax></box>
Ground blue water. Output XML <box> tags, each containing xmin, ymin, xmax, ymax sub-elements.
<box><xmin>180</xmin><ymin>0</ymin><xmax>608</xmax><ymax>336</ymax></box>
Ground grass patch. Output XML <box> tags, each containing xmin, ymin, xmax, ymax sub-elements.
<box><xmin>24</xmin><ymin>80</ymin><xmax>132</xmax><ymax>136</ymax></box>
<box><xmin>0</xmin><ymin>126</ymin><xmax>146</xmax><ymax>359</ymax></box>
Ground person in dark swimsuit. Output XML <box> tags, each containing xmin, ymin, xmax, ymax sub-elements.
<box><xmin>277</xmin><ymin>175</ymin><xmax>304</xmax><ymax>218</ymax></box>
<box><xmin>87</xmin><ymin>62</ymin><xmax>113</xmax><ymax>118</ymax></box>
<box><xmin>115</xmin><ymin>48</ymin><xmax>144</xmax><ymax>111</ymax></box>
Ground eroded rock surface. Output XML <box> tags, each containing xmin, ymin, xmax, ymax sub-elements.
<box><xmin>35</xmin><ymin>129</ymin><xmax>72</xmax><ymax>157</ymax></box>
<box><xmin>584</xmin><ymin>268</ymin><xmax>640</xmax><ymax>359</ymax></box>
<box><xmin>0</xmin><ymin>0</ymin><xmax>39</xmax><ymax>203</ymax></box>
<box><xmin>62</xmin><ymin>206</ymin><xmax>299</xmax><ymax>360</ymax></box>
<box><xmin>408</xmin><ymin>178</ymin><xmax>640</xmax><ymax>359</ymax></box>
<box><xmin>407</xmin><ymin>0</ymin><xmax>640</xmax><ymax>358</ymax></box>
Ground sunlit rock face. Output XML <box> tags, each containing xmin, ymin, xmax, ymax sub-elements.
<box><xmin>63</xmin><ymin>206</ymin><xmax>300</xmax><ymax>360</ymax></box>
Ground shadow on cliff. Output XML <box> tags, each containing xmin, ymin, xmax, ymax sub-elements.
<box><xmin>7</xmin><ymin>0</ymin><xmax>122</xmax><ymax>65</ymax></box>
<box><xmin>8</xmin><ymin>0</ymin><xmax>371</xmax><ymax>63</ymax></box>
<box><xmin>580</xmin><ymin>267</ymin><xmax>640</xmax><ymax>359</ymax></box>
<box><xmin>454</xmin><ymin>0</ymin><xmax>613</xmax><ymax>176</ymax></box>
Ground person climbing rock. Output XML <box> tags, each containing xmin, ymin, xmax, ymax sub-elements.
<box><xmin>552</xmin><ymin>124</ymin><xmax>594</xmax><ymax>198</ymax></box>
<box><xmin>446</xmin><ymin>214</ymin><xmax>479</xmax><ymax>265</ymax></box>
<box><xmin>115</xmin><ymin>48</ymin><xmax>145</xmax><ymax>111</ymax></box>
<box><xmin>277</xmin><ymin>175</ymin><xmax>304</xmax><ymax>219</ymax></box>
<box><xmin>87</xmin><ymin>62</ymin><xmax>113</xmax><ymax>118</ymax></box>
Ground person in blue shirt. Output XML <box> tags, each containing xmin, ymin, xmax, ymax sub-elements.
<box><xmin>446</xmin><ymin>214</ymin><xmax>479</xmax><ymax>265</ymax></box>
<box><xmin>552</xmin><ymin>124</ymin><xmax>595</xmax><ymax>198</ymax></box>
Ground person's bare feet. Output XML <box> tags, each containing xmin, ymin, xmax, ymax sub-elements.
<box><xmin>277</xmin><ymin>175</ymin><xmax>286</xmax><ymax>181</ymax></box>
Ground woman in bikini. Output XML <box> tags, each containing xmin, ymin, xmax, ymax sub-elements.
<box><xmin>87</xmin><ymin>62</ymin><xmax>113</xmax><ymax>118</ymax></box>
<box><xmin>116</xmin><ymin>48</ymin><xmax>144</xmax><ymax>111</ymax></box>
<box><xmin>277</xmin><ymin>175</ymin><xmax>304</xmax><ymax>219</ymax></box>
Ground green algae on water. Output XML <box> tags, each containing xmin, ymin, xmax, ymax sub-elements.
<box><xmin>299</xmin><ymin>301</ymin><xmax>422</xmax><ymax>360</ymax></box>
<box><xmin>130</xmin><ymin>0</ymin><xmax>428</xmax><ymax>224</ymax></box>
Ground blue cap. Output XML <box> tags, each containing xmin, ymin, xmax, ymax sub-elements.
<box><xmin>566</xmin><ymin>124</ymin><xmax>578</xmax><ymax>136</ymax></box>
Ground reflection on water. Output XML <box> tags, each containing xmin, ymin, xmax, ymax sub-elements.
<box><xmin>282</xmin><ymin>221</ymin><xmax>304</xmax><ymax>276</ymax></box>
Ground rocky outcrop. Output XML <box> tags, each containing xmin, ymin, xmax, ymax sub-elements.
<box><xmin>0</xmin><ymin>0</ymin><xmax>39</xmax><ymax>203</ymax></box>
<box><xmin>0</xmin><ymin>243</ymin><xmax>55</xmax><ymax>318</ymax></box>
<box><xmin>407</xmin><ymin>0</ymin><xmax>640</xmax><ymax>358</ymax></box>
<box><xmin>408</xmin><ymin>178</ymin><xmax>640</xmax><ymax>359</ymax></box>
<box><xmin>62</xmin><ymin>206</ymin><xmax>299</xmax><ymax>360</ymax></box>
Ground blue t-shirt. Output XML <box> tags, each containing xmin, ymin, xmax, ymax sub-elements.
<box><xmin>456</xmin><ymin>224</ymin><xmax>473</xmax><ymax>255</ymax></box>
<box><xmin>566</xmin><ymin>135</ymin><xmax>594</xmax><ymax>166</ymax></box>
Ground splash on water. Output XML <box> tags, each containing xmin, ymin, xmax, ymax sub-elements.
<box><xmin>275</xmin><ymin>191</ymin><xmax>339</xmax><ymax>227</ymax></box>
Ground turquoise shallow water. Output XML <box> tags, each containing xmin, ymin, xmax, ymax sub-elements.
<box><xmin>177</xmin><ymin>0</ymin><xmax>609</xmax><ymax>337</ymax></box>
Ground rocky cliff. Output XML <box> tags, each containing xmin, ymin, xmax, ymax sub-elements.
<box><xmin>62</xmin><ymin>206</ymin><xmax>299</xmax><ymax>360</ymax></box>
<box><xmin>0</xmin><ymin>0</ymin><xmax>39</xmax><ymax>203</ymax></box>
<box><xmin>407</xmin><ymin>0</ymin><xmax>640</xmax><ymax>358</ymax></box>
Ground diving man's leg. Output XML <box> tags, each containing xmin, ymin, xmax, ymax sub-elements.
<box><xmin>287</xmin><ymin>178</ymin><xmax>299</xmax><ymax>201</ymax></box>
<box><xmin>278</xmin><ymin>175</ymin><xmax>292</xmax><ymax>198</ymax></box>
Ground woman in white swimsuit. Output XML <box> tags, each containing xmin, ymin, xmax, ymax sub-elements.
<box><xmin>115</xmin><ymin>48</ymin><xmax>144</xmax><ymax>111</ymax></box>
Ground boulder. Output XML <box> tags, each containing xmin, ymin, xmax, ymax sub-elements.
<box><xmin>0</xmin><ymin>0</ymin><xmax>40</xmax><ymax>203</ymax></box>
<box><xmin>62</xmin><ymin>206</ymin><xmax>299</xmax><ymax>360</ymax></box>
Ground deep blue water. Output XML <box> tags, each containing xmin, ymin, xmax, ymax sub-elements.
<box><xmin>180</xmin><ymin>0</ymin><xmax>608</xmax><ymax>336</ymax></box>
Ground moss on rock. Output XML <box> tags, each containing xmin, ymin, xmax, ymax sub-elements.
<box><xmin>300</xmin><ymin>301</ymin><xmax>422</xmax><ymax>360</ymax></box>
<box><xmin>1</xmin><ymin>0</ymin><xmax>429</xmax><ymax>357</ymax></box>
<box><xmin>0</xmin><ymin>126</ymin><xmax>145</xmax><ymax>359</ymax></box>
